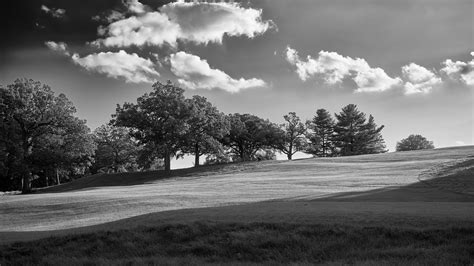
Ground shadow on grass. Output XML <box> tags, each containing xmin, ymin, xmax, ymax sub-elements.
<box><xmin>1</xmin><ymin>222</ymin><xmax>472</xmax><ymax>265</ymax></box>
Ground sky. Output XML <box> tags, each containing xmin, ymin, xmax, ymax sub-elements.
<box><xmin>1</xmin><ymin>0</ymin><xmax>473</xmax><ymax>168</ymax></box>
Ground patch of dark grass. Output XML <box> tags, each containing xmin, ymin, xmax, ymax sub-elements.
<box><xmin>1</xmin><ymin>222</ymin><xmax>473</xmax><ymax>265</ymax></box>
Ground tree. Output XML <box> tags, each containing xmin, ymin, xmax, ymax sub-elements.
<box><xmin>181</xmin><ymin>96</ymin><xmax>229</xmax><ymax>167</ymax></box>
<box><xmin>223</xmin><ymin>113</ymin><xmax>280</xmax><ymax>161</ymax></box>
<box><xmin>396</xmin><ymin>134</ymin><xmax>434</xmax><ymax>151</ymax></box>
<box><xmin>332</xmin><ymin>104</ymin><xmax>386</xmax><ymax>156</ymax></box>
<box><xmin>360</xmin><ymin>115</ymin><xmax>387</xmax><ymax>154</ymax></box>
<box><xmin>276</xmin><ymin>112</ymin><xmax>307</xmax><ymax>160</ymax></box>
<box><xmin>0</xmin><ymin>79</ymin><xmax>89</xmax><ymax>193</ymax></box>
<box><xmin>113</xmin><ymin>81</ymin><xmax>191</xmax><ymax>173</ymax></box>
<box><xmin>306</xmin><ymin>109</ymin><xmax>335</xmax><ymax>157</ymax></box>
<box><xmin>92</xmin><ymin>125</ymin><xmax>140</xmax><ymax>173</ymax></box>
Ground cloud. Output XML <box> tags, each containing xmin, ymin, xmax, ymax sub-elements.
<box><xmin>454</xmin><ymin>140</ymin><xmax>466</xmax><ymax>146</ymax></box>
<box><xmin>169</xmin><ymin>51</ymin><xmax>266</xmax><ymax>93</ymax></box>
<box><xmin>72</xmin><ymin>50</ymin><xmax>159</xmax><ymax>83</ymax></box>
<box><xmin>440</xmin><ymin>55</ymin><xmax>474</xmax><ymax>86</ymax></box>
<box><xmin>124</xmin><ymin>0</ymin><xmax>147</xmax><ymax>14</ymax></box>
<box><xmin>45</xmin><ymin>41</ymin><xmax>70</xmax><ymax>56</ymax></box>
<box><xmin>401</xmin><ymin>63</ymin><xmax>441</xmax><ymax>94</ymax></box>
<box><xmin>94</xmin><ymin>1</ymin><xmax>273</xmax><ymax>47</ymax></box>
<box><xmin>41</xmin><ymin>5</ymin><xmax>66</xmax><ymax>18</ymax></box>
<box><xmin>285</xmin><ymin>46</ymin><xmax>402</xmax><ymax>92</ymax></box>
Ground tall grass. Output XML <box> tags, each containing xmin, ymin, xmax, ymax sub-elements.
<box><xmin>1</xmin><ymin>222</ymin><xmax>472</xmax><ymax>265</ymax></box>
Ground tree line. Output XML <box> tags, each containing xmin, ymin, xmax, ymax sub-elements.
<box><xmin>1</xmin><ymin>79</ymin><xmax>432</xmax><ymax>193</ymax></box>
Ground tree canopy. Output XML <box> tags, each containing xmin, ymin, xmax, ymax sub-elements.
<box><xmin>396</xmin><ymin>134</ymin><xmax>434</xmax><ymax>151</ymax></box>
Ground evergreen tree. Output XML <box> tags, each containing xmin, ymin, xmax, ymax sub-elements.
<box><xmin>333</xmin><ymin>104</ymin><xmax>386</xmax><ymax>156</ymax></box>
<box><xmin>306</xmin><ymin>109</ymin><xmax>335</xmax><ymax>157</ymax></box>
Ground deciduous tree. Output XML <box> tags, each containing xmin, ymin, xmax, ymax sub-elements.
<box><xmin>396</xmin><ymin>134</ymin><xmax>434</xmax><ymax>151</ymax></box>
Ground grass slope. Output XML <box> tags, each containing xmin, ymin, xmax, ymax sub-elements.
<box><xmin>0</xmin><ymin>146</ymin><xmax>473</xmax><ymax>265</ymax></box>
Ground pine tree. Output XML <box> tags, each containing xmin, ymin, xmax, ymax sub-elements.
<box><xmin>360</xmin><ymin>115</ymin><xmax>387</xmax><ymax>154</ymax></box>
<box><xmin>333</xmin><ymin>104</ymin><xmax>386</xmax><ymax>156</ymax></box>
<box><xmin>306</xmin><ymin>109</ymin><xmax>335</xmax><ymax>157</ymax></box>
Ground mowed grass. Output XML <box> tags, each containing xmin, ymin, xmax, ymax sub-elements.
<box><xmin>0</xmin><ymin>146</ymin><xmax>473</xmax><ymax>265</ymax></box>
<box><xmin>1</xmin><ymin>146</ymin><xmax>473</xmax><ymax>232</ymax></box>
<box><xmin>1</xmin><ymin>222</ymin><xmax>473</xmax><ymax>266</ymax></box>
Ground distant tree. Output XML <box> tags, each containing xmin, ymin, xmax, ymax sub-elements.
<box><xmin>181</xmin><ymin>96</ymin><xmax>229</xmax><ymax>167</ymax></box>
<box><xmin>275</xmin><ymin>112</ymin><xmax>307</xmax><ymax>160</ymax></box>
<box><xmin>113</xmin><ymin>81</ymin><xmax>191</xmax><ymax>173</ymax></box>
<box><xmin>92</xmin><ymin>125</ymin><xmax>140</xmax><ymax>173</ymax></box>
<box><xmin>332</xmin><ymin>104</ymin><xmax>386</xmax><ymax>156</ymax></box>
<box><xmin>0</xmin><ymin>79</ymin><xmax>90</xmax><ymax>192</ymax></box>
<box><xmin>306</xmin><ymin>109</ymin><xmax>335</xmax><ymax>157</ymax></box>
<box><xmin>222</xmin><ymin>113</ymin><xmax>280</xmax><ymax>161</ymax></box>
<box><xmin>396</xmin><ymin>134</ymin><xmax>434</xmax><ymax>151</ymax></box>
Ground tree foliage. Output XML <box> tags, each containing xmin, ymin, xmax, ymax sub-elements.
<box><xmin>276</xmin><ymin>112</ymin><xmax>307</xmax><ymax>160</ymax></box>
<box><xmin>181</xmin><ymin>96</ymin><xmax>229</xmax><ymax>167</ymax></box>
<box><xmin>306</xmin><ymin>109</ymin><xmax>335</xmax><ymax>157</ymax></box>
<box><xmin>396</xmin><ymin>134</ymin><xmax>434</xmax><ymax>151</ymax></box>
<box><xmin>332</xmin><ymin>104</ymin><xmax>386</xmax><ymax>156</ymax></box>
<box><xmin>0</xmin><ymin>79</ymin><xmax>94</xmax><ymax>192</ymax></box>
<box><xmin>222</xmin><ymin>113</ymin><xmax>280</xmax><ymax>161</ymax></box>
<box><xmin>113</xmin><ymin>81</ymin><xmax>191</xmax><ymax>172</ymax></box>
<box><xmin>92</xmin><ymin>125</ymin><xmax>140</xmax><ymax>173</ymax></box>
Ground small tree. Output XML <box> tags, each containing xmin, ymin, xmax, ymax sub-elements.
<box><xmin>276</xmin><ymin>112</ymin><xmax>307</xmax><ymax>160</ymax></box>
<box><xmin>396</xmin><ymin>134</ymin><xmax>434</xmax><ymax>151</ymax></box>
<box><xmin>306</xmin><ymin>109</ymin><xmax>335</xmax><ymax>157</ymax></box>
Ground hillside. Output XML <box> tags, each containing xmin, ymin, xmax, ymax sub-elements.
<box><xmin>1</xmin><ymin>146</ymin><xmax>472</xmax><ymax>236</ymax></box>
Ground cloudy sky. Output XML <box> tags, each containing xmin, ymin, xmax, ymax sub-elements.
<box><xmin>1</xmin><ymin>0</ymin><xmax>473</xmax><ymax>158</ymax></box>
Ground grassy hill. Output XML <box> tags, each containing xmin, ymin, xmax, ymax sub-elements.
<box><xmin>0</xmin><ymin>146</ymin><xmax>473</xmax><ymax>265</ymax></box>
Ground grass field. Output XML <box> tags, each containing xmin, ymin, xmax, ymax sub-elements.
<box><xmin>0</xmin><ymin>146</ymin><xmax>473</xmax><ymax>265</ymax></box>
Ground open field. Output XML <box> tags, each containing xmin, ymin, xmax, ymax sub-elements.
<box><xmin>1</xmin><ymin>146</ymin><xmax>473</xmax><ymax>264</ymax></box>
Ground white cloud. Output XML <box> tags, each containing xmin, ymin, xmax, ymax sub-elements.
<box><xmin>45</xmin><ymin>41</ymin><xmax>70</xmax><ymax>56</ymax></box>
<box><xmin>41</xmin><ymin>5</ymin><xmax>66</xmax><ymax>18</ymax></box>
<box><xmin>169</xmin><ymin>51</ymin><xmax>266</xmax><ymax>93</ymax></box>
<box><xmin>72</xmin><ymin>50</ymin><xmax>159</xmax><ymax>83</ymax></box>
<box><xmin>454</xmin><ymin>140</ymin><xmax>466</xmax><ymax>146</ymax></box>
<box><xmin>440</xmin><ymin>55</ymin><xmax>474</xmax><ymax>86</ymax></box>
<box><xmin>401</xmin><ymin>63</ymin><xmax>441</xmax><ymax>94</ymax></box>
<box><xmin>94</xmin><ymin>1</ymin><xmax>273</xmax><ymax>47</ymax></box>
<box><xmin>124</xmin><ymin>0</ymin><xmax>147</xmax><ymax>14</ymax></box>
<box><xmin>285</xmin><ymin>46</ymin><xmax>402</xmax><ymax>92</ymax></box>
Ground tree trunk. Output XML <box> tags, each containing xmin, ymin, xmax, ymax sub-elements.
<box><xmin>56</xmin><ymin>168</ymin><xmax>60</xmax><ymax>185</ymax></box>
<box><xmin>194</xmin><ymin>142</ymin><xmax>200</xmax><ymax>167</ymax></box>
<box><xmin>21</xmin><ymin>172</ymin><xmax>31</xmax><ymax>193</ymax></box>
<box><xmin>287</xmin><ymin>153</ymin><xmax>293</xmax><ymax>160</ymax></box>
<box><xmin>164</xmin><ymin>149</ymin><xmax>171</xmax><ymax>174</ymax></box>
<box><xmin>288</xmin><ymin>143</ymin><xmax>293</xmax><ymax>160</ymax></box>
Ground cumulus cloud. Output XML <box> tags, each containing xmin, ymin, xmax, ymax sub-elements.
<box><xmin>440</xmin><ymin>56</ymin><xmax>474</xmax><ymax>86</ymax></box>
<box><xmin>169</xmin><ymin>51</ymin><xmax>266</xmax><ymax>93</ymax></box>
<box><xmin>41</xmin><ymin>5</ymin><xmax>66</xmax><ymax>18</ymax></box>
<box><xmin>94</xmin><ymin>1</ymin><xmax>273</xmax><ymax>47</ymax></box>
<box><xmin>285</xmin><ymin>46</ymin><xmax>402</xmax><ymax>92</ymax></box>
<box><xmin>401</xmin><ymin>63</ymin><xmax>441</xmax><ymax>94</ymax></box>
<box><xmin>72</xmin><ymin>50</ymin><xmax>159</xmax><ymax>83</ymax></box>
<box><xmin>124</xmin><ymin>0</ymin><xmax>147</xmax><ymax>14</ymax></box>
<box><xmin>45</xmin><ymin>41</ymin><xmax>70</xmax><ymax>56</ymax></box>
